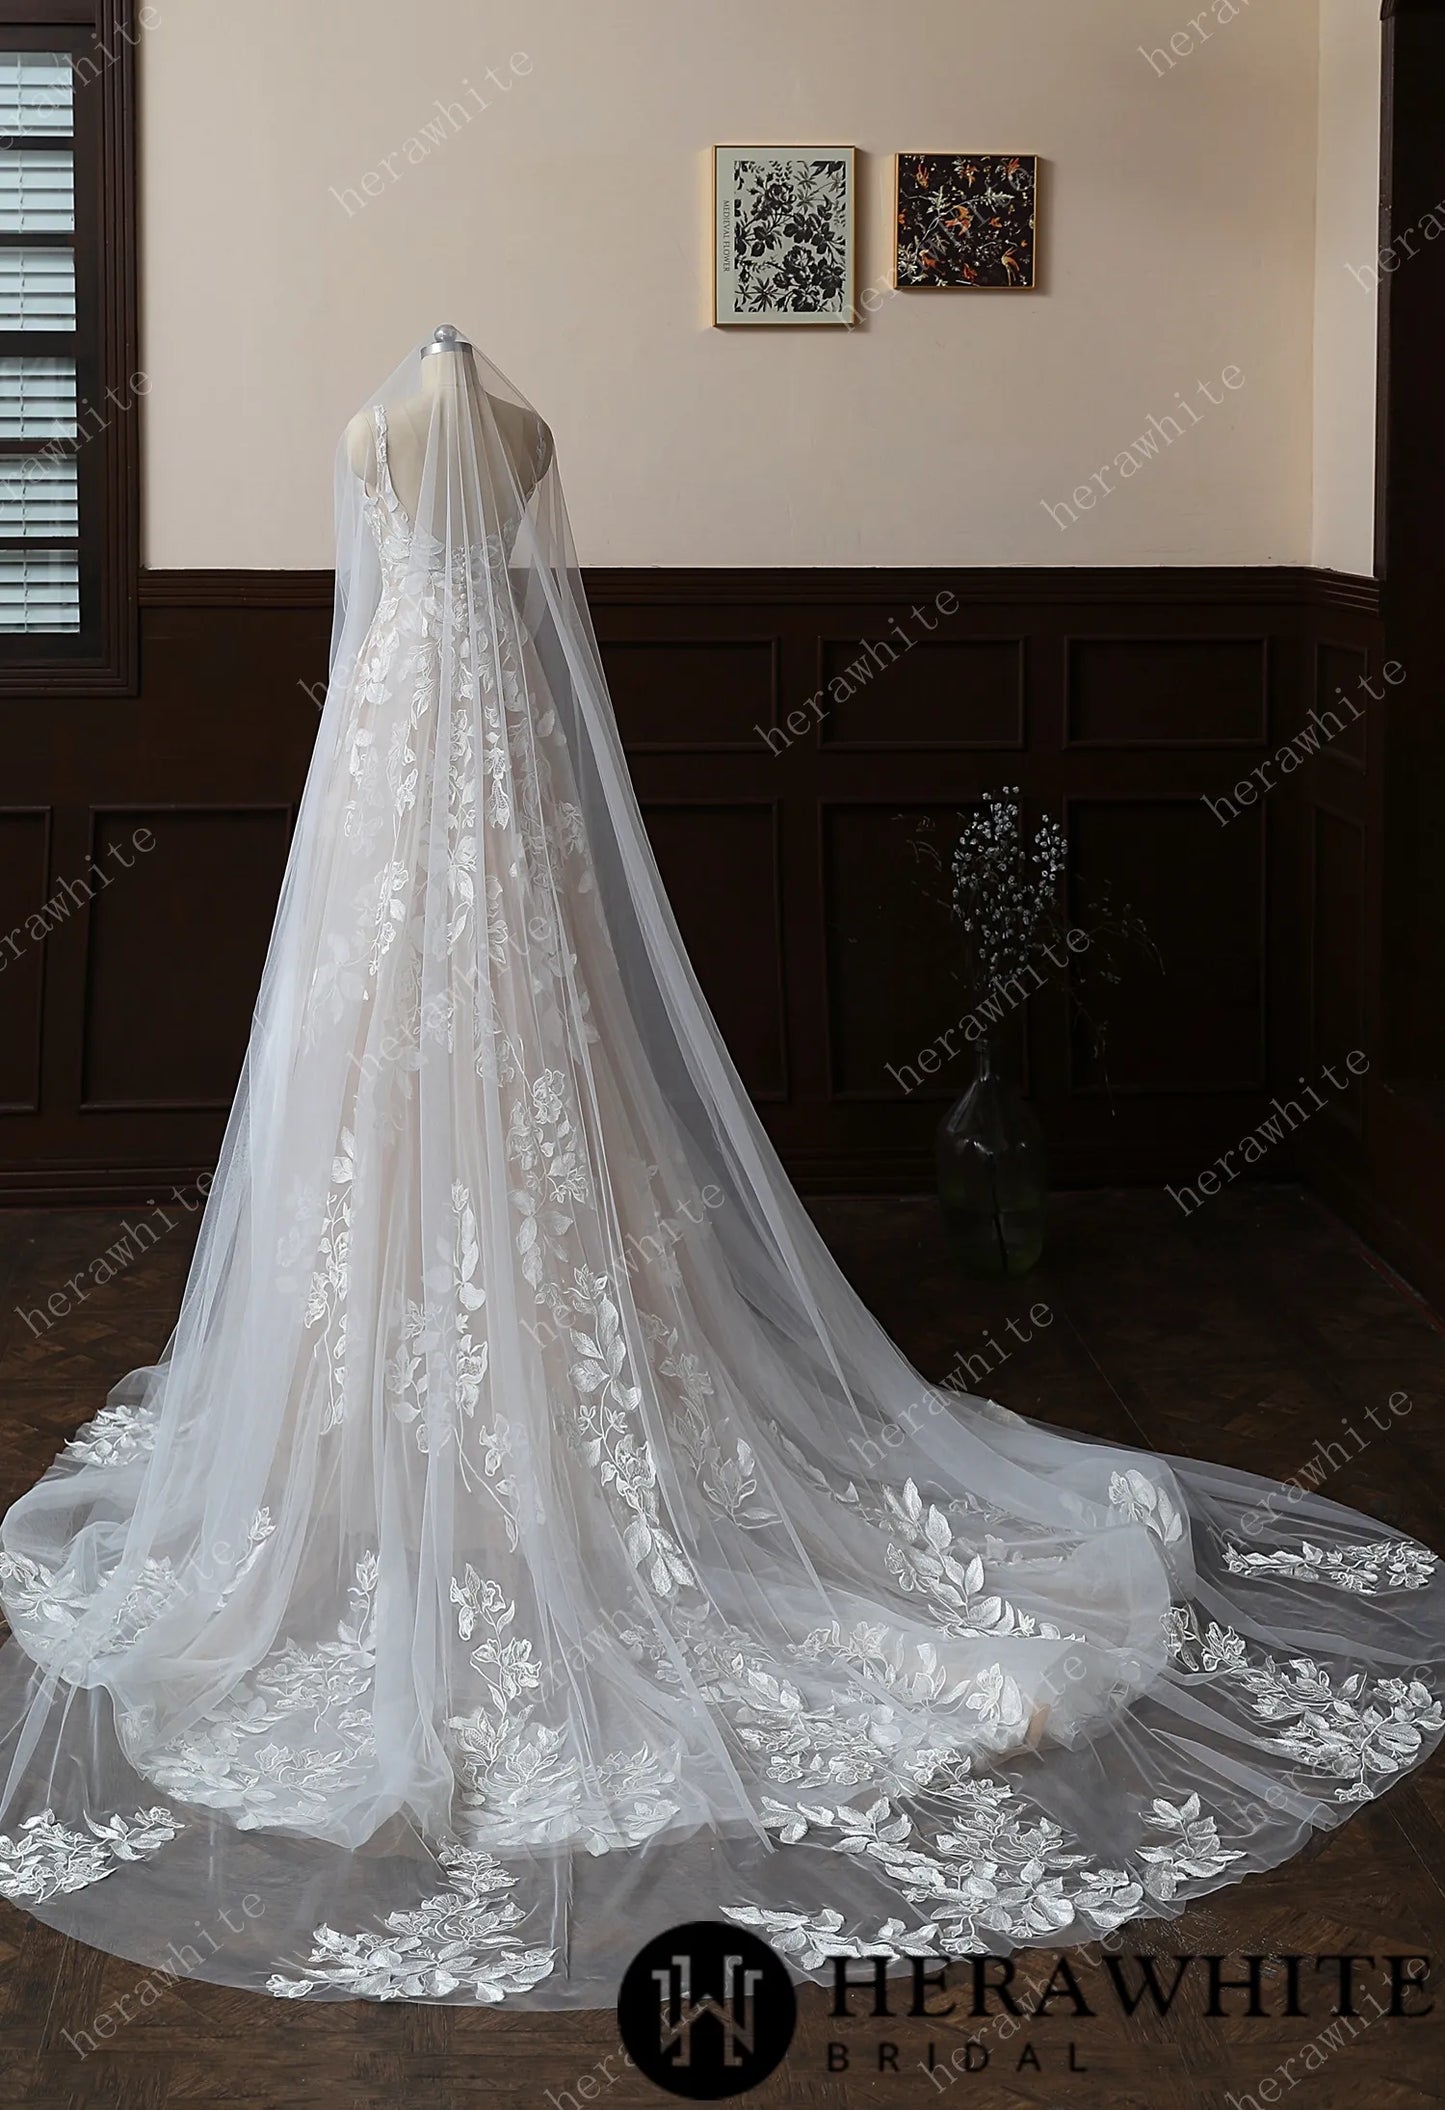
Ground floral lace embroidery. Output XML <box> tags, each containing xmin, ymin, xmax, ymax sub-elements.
<box><xmin>369</xmin><ymin>860</ymin><xmax>410</xmax><ymax>976</ymax></box>
<box><xmin>762</xmin><ymin>1431</ymin><xmax>1097</xmax><ymax>1650</ymax></box>
<box><xmin>60</xmin><ymin>1400</ymin><xmax>159</xmax><ymax>1470</ymax></box>
<box><xmin>508</xmin><ymin>1064</ymin><xmax>590</xmax><ymax>1294</ymax></box>
<box><xmin>1166</xmin><ymin>1606</ymin><xmax>1445</xmax><ymax>1802</ymax></box>
<box><xmin>724</xmin><ymin>1783</ymin><xmax>1238</xmax><ymax>1961</ymax></box>
<box><xmin>0</xmin><ymin>1807</ymin><xmax>181</xmax><ymax>1904</ymax></box>
<box><xmin>446</xmin><ymin>706</ymin><xmax>479</xmax><ymax>953</ymax></box>
<box><xmin>768</xmin><ymin>1418</ymin><xmax>1012</xmax><ymax>1537</ymax></box>
<box><xmin>483</xmin><ymin>871</ymin><xmax>511</xmax><ymax>969</ymax></box>
<box><xmin>1108</xmin><ymin>1468</ymin><xmax>1184</xmax><ymax>1544</ymax></box>
<box><xmin>306</xmin><ymin>930</ymin><xmax>368</xmax><ymax>1044</ymax></box>
<box><xmin>143</xmin><ymin>1554</ymin><xmax>378</xmax><ymax>1828</ymax></box>
<box><xmin>640</xmin><ymin>1314</ymin><xmax>779</xmax><ymax>1530</ymax></box>
<box><xmin>0</xmin><ymin>1549</ymin><xmax>95</xmax><ymax>1650</ymax></box>
<box><xmin>797</xmin><ymin>1621</ymin><xmax>1031</xmax><ymax>1761</ymax></box>
<box><xmin>266</xmin><ymin>1844</ymin><xmax>556</xmax><ymax>2003</ymax></box>
<box><xmin>0</xmin><ymin>1509</ymin><xmax>273</xmax><ymax>1673</ymax></box>
<box><xmin>621</xmin><ymin>1609</ymin><xmax>1019</xmax><ymax>1791</ymax></box>
<box><xmin>447</xmin><ymin>1569</ymin><xmax>681</xmax><ymax>1851</ymax></box>
<box><xmin>304</xmin><ymin>1129</ymin><xmax>355</xmax><ymax>1430</ymax></box>
<box><xmin>483</xmin><ymin>721</ymin><xmax>512</xmax><ymax>833</ymax></box>
<box><xmin>881</xmin><ymin>1480</ymin><xmax>1078</xmax><ymax>1642</ymax></box>
<box><xmin>542</xmin><ymin>1269</ymin><xmax>693</xmax><ymax>1598</ymax></box>
<box><xmin>1221</xmin><ymin>1536</ymin><xmax>1437</xmax><ymax>1593</ymax></box>
<box><xmin>386</xmin><ymin>1183</ymin><xmax>493</xmax><ymax>1485</ymax></box>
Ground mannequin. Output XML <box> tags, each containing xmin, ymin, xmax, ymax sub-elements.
<box><xmin>345</xmin><ymin>324</ymin><xmax>552</xmax><ymax>521</ymax></box>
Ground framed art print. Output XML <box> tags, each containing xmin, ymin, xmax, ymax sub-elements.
<box><xmin>894</xmin><ymin>154</ymin><xmax>1038</xmax><ymax>289</ymax></box>
<box><xmin>713</xmin><ymin>146</ymin><xmax>857</xmax><ymax>325</ymax></box>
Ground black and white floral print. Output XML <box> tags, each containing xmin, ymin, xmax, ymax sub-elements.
<box><xmin>717</xmin><ymin>150</ymin><xmax>854</xmax><ymax>323</ymax></box>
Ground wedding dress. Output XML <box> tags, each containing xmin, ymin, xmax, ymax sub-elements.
<box><xmin>1</xmin><ymin>333</ymin><xmax>1441</xmax><ymax>2010</ymax></box>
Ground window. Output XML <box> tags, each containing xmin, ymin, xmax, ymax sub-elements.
<box><xmin>0</xmin><ymin>2</ymin><xmax>139</xmax><ymax>693</ymax></box>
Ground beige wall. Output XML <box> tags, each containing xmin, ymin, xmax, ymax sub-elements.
<box><xmin>141</xmin><ymin>0</ymin><xmax>1360</xmax><ymax>571</ymax></box>
<box><xmin>1312</xmin><ymin>0</ymin><xmax>1381</xmax><ymax>575</ymax></box>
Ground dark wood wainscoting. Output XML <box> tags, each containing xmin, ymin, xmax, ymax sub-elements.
<box><xmin>1297</xmin><ymin>0</ymin><xmax>1445</xmax><ymax>1306</ymax></box>
<box><xmin>0</xmin><ymin>567</ymin><xmax>1385</xmax><ymax>1213</ymax></box>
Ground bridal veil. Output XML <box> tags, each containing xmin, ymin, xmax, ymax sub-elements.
<box><xmin>1</xmin><ymin>333</ymin><xmax>1441</xmax><ymax>2006</ymax></box>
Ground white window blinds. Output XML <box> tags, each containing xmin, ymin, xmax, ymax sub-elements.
<box><xmin>0</xmin><ymin>49</ymin><xmax>80</xmax><ymax>633</ymax></box>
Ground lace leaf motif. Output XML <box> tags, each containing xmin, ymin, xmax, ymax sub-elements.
<box><xmin>724</xmin><ymin>1785</ymin><xmax>1237</xmax><ymax>1964</ymax></box>
<box><xmin>1221</xmin><ymin>1535</ymin><xmax>1438</xmax><ymax>1595</ymax></box>
<box><xmin>0</xmin><ymin>1807</ymin><xmax>180</xmax><ymax>1905</ymax></box>
<box><xmin>1167</xmin><ymin>1606</ymin><xmax>1444</xmax><ymax>1802</ymax></box>
<box><xmin>267</xmin><ymin>1845</ymin><xmax>556</xmax><ymax>2003</ymax></box>
<box><xmin>446</xmin><ymin>1567</ymin><xmax>681</xmax><ymax>1853</ymax></box>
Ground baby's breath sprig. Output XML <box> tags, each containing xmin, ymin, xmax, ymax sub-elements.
<box><xmin>948</xmin><ymin>788</ymin><xmax>1067</xmax><ymax>999</ymax></box>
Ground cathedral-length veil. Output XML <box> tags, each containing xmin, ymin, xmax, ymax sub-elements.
<box><xmin>1</xmin><ymin>332</ymin><xmax>1442</xmax><ymax>2008</ymax></box>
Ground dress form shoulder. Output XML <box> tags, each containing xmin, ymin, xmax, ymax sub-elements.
<box><xmin>345</xmin><ymin>393</ymin><xmax>552</xmax><ymax>513</ymax></box>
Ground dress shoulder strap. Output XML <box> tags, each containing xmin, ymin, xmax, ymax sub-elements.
<box><xmin>372</xmin><ymin>404</ymin><xmax>402</xmax><ymax>514</ymax></box>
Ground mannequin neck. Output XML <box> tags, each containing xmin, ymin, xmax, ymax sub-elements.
<box><xmin>420</xmin><ymin>347</ymin><xmax>470</xmax><ymax>396</ymax></box>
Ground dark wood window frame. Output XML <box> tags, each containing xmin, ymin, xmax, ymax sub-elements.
<box><xmin>0</xmin><ymin>0</ymin><xmax>138</xmax><ymax>695</ymax></box>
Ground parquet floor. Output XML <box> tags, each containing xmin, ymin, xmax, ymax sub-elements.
<box><xmin>0</xmin><ymin>1185</ymin><xmax>1441</xmax><ymax>2108</ymax></box>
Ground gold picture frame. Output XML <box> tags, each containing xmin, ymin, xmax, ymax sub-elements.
<box><xmin>893</xmin><ymin>153</ymin><xmax>1040</xmax><ymax>290</ymax></box>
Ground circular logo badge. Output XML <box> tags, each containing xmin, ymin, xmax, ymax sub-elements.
<box><xmin>617</xmin><ymin>1920</ymin><xmax>797</xmax><ymax>2099</ymax></box>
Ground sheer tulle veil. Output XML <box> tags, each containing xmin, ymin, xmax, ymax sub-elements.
<box><xmin>0</xmin><ymin>330</ymin><xmax>1442</xmax><ymax>2008</ymax></box>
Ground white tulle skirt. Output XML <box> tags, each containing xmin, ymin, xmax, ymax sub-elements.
<box><xmin>2</xmin><ymin>345</ymin><xmax>1441</xmax><ymax>2007</ymax></box>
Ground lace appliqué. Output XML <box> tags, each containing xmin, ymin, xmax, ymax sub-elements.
<box><xmin>508</xmin><ymin>1064</ymin><xmax>590</xmax><ymax>1294</ymax></box>
<box><xmin>266</xmin><ymin>1845</ymin><xmax>556</xmax><ymax>2003</ymax></box>
<box><xmin>623</xmin><ymin>1608</ymin><xmax>1018</xmax><ymax>1792</ymax></box>
<box><xmin>881</xmin><ymin>1480</ymin><xmax>1079</xmax><ymax>1642</ymax></box>
<box><xmin>543</xmin><ymin>1269</ymin><xmax>693</xmax><ymax>1598</ymax></box>
<box><xmin>724</xmin><ymin>1784</ymin><xmax>1238</xmax><ymax>1962</ymax></box>
<box><xmin>1167</xmin><ymin>1606</ymin><xmax>1445</xmax><ymax>1802</ymax></box>
<box><xmin>640</xmin><ymin>1314</ymin><xmax>779</xmax><ymax>1530</ymax></box>
<box><xmin>0</xmin><ymin>1510</ymin><xmax>273</xmax><ymax>1675</ymax></box>
<box><xmin>303</xmin><ymin>1129</ymin><xmax>355</xmax><ymax>1430</ymax></box>
<box><xmin>1221</xmin><ymin>1536</ymin><xmax>1437</xmax><ymax>1593</ymax></box>
<box><xmin>1108</xmin><ymin>1468</ymin><xmax>1185</xmax><ymax>1545</ymax></box>
<box><xmin>60</xmin><ymin>1400</ymin><xmax>160</xmax><ymax>1470</ymax></box>
<box><xmin>0</xmin><ymin>1807</ymin><xmax>181</xmax><ymax>1905</ymax></box>
<box><xmin>447</xmin><ymin>1569</ymin><xmax>681</xmax><ymax>1851</ymax></box>
<box><xmin>143</xmin><ymin>1554</ymin><xmax>378</xmax><ymax>1827</ymax></box>
<box><xmin>386</xmin><ymin>1183</ymin><xmax>497</xmax><ymax>1497</ymax></box>
<box><xmin>445</xmin><ymin>706</ymin><xmax>480</xmax><ymax>954</ymax></box>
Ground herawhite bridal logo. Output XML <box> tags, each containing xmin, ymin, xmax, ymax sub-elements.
<box><xmin>617</xmin><ymin>1921</ymin><xmax>797</xmax><ymax>2098</ymax></box>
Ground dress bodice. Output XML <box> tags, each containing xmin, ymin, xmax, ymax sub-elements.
<box><xmin>364</xmin><ymin>405</ymin><xmax>522</xmax><ymax>598</ymax></box>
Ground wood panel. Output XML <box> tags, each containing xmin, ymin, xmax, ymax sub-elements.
<box><xmin>640</xmin><ymin>799</ymin><xmax>788</xmax><ymax>1101</ymax></box>
<box><xmin>1287</xmin><ymin>6</ymin><xmax>1445</xmax><ymax>1309</ymax></box>
<box><xmin>1066</xmin><ymin>793</ymin><xmax>1267</xmax><ymax>1096</ymax></box>
<box><xmin>0</xmin><ymin>566</ymin><xmax>1382</xmax><ymax>1203</ymax></box>
<box><xmin>79</xmin><ymin>806</ymin><xmax>292</xmax><ymax>1110</ymax></box>
<box><xmin>1308</xmin><ymin>804</ymin><xmax>1367</xmax><ymax>1131</ymax></box>
<box><xmin>817</xmin><ymin>637</ymin><xmax>1025</xmax><ymax>749</ymax></box>
<box><xmin>1315</xmin><ymin>641</ymin><xmax>1369</xmax><ymax>771</ymax></box>
<box><xmin>606</xmin><ymin>638</ymin><xmax>779</xmax><ymax>751</ymax></box>
<box><xmin>0</xmin><ymin>809</ymin><xmax>51</xmax><ymax>1112</ymax></box>
<box><xmin>1066</xmin><ymin>636</ymin><xmax>1269</xmax><ymax>748</ymax></box>
<box><xmin>821</xmin><ymin>800</ymin><xmax>980</xmax><ymax>1102</ymax></box>
<box><xmin>1378</xmin><ymin>0</ymin><xmax>1445</xmax><ymax>1081</ymax></box>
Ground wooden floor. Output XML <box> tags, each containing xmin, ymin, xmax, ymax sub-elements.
<box><xmin>0</xmin><ymin>1184</ymin><xmax>1442</xmax><ymax>2108</ymax></box>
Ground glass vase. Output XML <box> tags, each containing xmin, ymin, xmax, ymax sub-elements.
<box><xmin>934</xmin><ymin>1041</ymin><xmax>1047</xmax><ymax>1277</ymax></box>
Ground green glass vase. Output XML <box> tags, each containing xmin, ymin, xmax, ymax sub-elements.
<box><xmin>935</xmin><ymin>1040</ymin><xmax>1047</xmax><ymax>1277</ymax></box>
